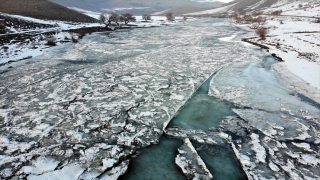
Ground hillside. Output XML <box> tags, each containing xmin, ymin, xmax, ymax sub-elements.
<box><xmin>185</xmin><ymin>3</ymin><xmax>237</xmax><ymax>16</ymax></box>
<box><xmin>266</xmin><ymin>0</ymin><xmax>320</xmax><ymax>16</ymax></box>
<box><xmin>185</xmin><ymin>0</ymin><xmax>278</xmax><ymax>16</ymax></box>
<box><xmin>0</xmin><ymin>0</ymin><xmax>97</xmax><ymax>22</ymax></box>
<box><xmin>185</xmin><ymin>0</ymin><xmax>320</xmax><ymax>16</ymax></box>
<box><xmin>51</xmin><ymin>0</ymin><xmax>224</xmax><ymax>15</ymax></box>
<box><xmin>223</xmin><ymin>0</ymin><xmax>278</xmax><ymax>12</ymax></box>
<box><xmin>152</xmin><ymin>5</ymin><xmax>211</xmax><ymax>16</ymax></box>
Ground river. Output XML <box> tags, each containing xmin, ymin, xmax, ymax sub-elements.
<box><xmin>0</xmin><ymin>18</ymin><xmax>319</xmax><ymax>179</ymax></box>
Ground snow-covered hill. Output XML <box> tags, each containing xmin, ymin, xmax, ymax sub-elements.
<box><xmin>184</xmin><ymin>0</ymin><xmax>320</xmax><ymax>17</ymax></box>
<box><xmin>152</xmin><ymin>5</ymin><xmax>210</xmax><ymax>16</ymax></box>
<box><xmin>267</xmin><ymin>0</ymin><xmax>320</xmax><ymax>17</ymax></box>
<box><xmin>51</xmin><ymin>0</ymin><xmax>224</xmax><ymax>15</ymax></box>
<box><xmin>184</xmin><ymin>0</ymin><xmax>274</xmax><ymax>16</ymax></box>
<box><xmin>185</xmin><ymin>3</ymin><xmax>238</xmax><ymax>16</ymax></box>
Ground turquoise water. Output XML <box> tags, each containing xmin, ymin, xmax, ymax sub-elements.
<box><xmin>117</xmin><ymin>19</ymin><xmax>248</xmax><ymax>179</ymax></box>
<box><xmin>193</xmin><ymin>142</ymin><xmax>247</xmax><ymax>180</ymax></box>
<box><xmin>119</xmin><ymin>136</ymin><xmax>185</xmax><ymax>180</ymax></box>
<box><xmin>169</xmin><ymin>72</ymin><xmax>236</xmax><ymax>130</ymax></box>
<box><xmin>168</xmin><ymin>94</ymin><xmax>235</xmax><ymax>130</ymax></box>
<box><xmin>120</xmin><ymin>70</ymin><xmax>246</xmax><ymax>179</ymax></box>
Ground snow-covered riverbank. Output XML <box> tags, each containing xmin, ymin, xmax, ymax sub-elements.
<box><xmin>233</xmin><ymin>10</ymin><xmax>320</xmax><ymax>103</ymax></box>
<box><xmin>257</xmin><ymin>1</ymin><xmax>319</xmax><ymax>103</ymax></box>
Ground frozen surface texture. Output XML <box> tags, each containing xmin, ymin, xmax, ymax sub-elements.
<box><xmin>175</xmin><ymin>138</ymin><xmax>213</xmax><ymax>180</ymax></box>
<box><xmin>0</xmin><ymin>18</ymin><xmax>319</xmax><ymax>179</ymax></box>
<box><xmin>0</xmin><ymin>19</ymin><xmax>241</xmax><ymax>179</ymax></box>
<box><xmin>208</xmin><ymin>50</ymin><xmax>320</xmax><ymax>179</ymax></box>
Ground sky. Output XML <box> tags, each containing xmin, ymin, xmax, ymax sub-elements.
<box><xmin>192</xmin><ymin>0</ymin><xmax>234</xmax><ymax>2</ymax></box>
<box><xmin>105</xmin><ymin>0</ymin><xmax>232</xmax><ymax>7</ymax></box>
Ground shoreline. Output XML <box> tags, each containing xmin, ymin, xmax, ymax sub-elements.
<box><xmin>241</xmin><ymin>34</ymin><xmax>320</xmax><ymax>104</ymax></box>
<box><xmin>0</xmin><ymin>24</ymin><xmax>160</xmax><ymax>68</ymax></box>
<box><xmin>0</xmin><ymin>13</ymin><xmax>185</xmax><ymax>68</ymax></box>
<box><xmin>0</xmin><ymin>26</ymin><xmax>108</xmax><ymax>67</ymax></box>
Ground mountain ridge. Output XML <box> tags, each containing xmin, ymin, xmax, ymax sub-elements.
<box><xmin>50</xmin><ymin>0</ymin><xmax>225</xmax><ymax>15</ymax></box>
<box><xmin>184</xmin><ymin>0</ymin><xmax>320</xmax><ymax>16</ymax></box>
<box><xmin>152</xmin><ymin>5</ymin><xmax>213</xmax><ymax>16</ymax></box>
<box><xmin>0</xmin><ymin>0</ymin><xmax>97</xmax><ymax>22</ymax></box>
<box><xmin>185</xmin><ymin>0</ymin><xmax>281</xmax><ymax>16</ymax></box>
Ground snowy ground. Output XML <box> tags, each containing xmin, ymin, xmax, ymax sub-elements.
<box><xmin>0</xmin><ymin>12</ymin><xmax>102</xmax><ymax>65</ymax></box>
<box><xmin>0</xmin><ymin>12</ymin><xmax>102</xmax><ymax>32</ymax></box>
<box><xmin>233</xmin><ymin>0</ymin><xmax>320</xmax><ymax>103</ymax></box>
<box><xmin>263</xmin><ymin>17</ymin><xmax>320</xmax><ymax>102</ymax></box>
<box><xmin>267</xmin><ymin>0</ymin><xmax>320</xmax><ymax>17</ymax></box>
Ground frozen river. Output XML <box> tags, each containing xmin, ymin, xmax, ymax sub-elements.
<box><xmin>0</xmin><ymin>18</ymin><xmax>319</xmax><ymax>179</ymax></box>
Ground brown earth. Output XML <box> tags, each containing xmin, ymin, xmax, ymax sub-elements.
<box><xmin>0</xmin><ymin>0</ymin><xmax>97</xmax><ymax>23</ymax></box>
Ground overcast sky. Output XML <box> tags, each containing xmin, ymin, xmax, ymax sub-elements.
<box><xmin>107</xmin><ymin>0</ymin><xmax>235</xmax><ymax>7</ymax></box>
<box><xmin>192</xmin><ymin>0</ymin><xmax>234</xmax><ymax>2</ymax></box>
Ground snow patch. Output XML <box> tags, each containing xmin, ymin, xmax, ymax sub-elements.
<box><xmin>28</xmin><ymin>163</ymin><xmax>85</xmax><ymax>180</ymax></box>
